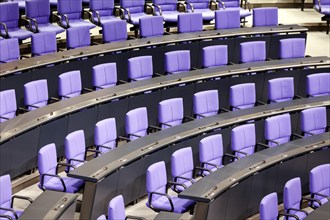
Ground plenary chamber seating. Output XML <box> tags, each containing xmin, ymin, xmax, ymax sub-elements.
<box><xmin>252</xmin><ymin>7</ymin><xmax>278</xmax><ymax>27</ymax></box>
<box><xmin>152</xmin><ymin>0</ymin><xmax>184</xmax><ymax>25</ymax></box>
<box><xmin>31</xmin><ymin>32</ymin><xmax>57</xmax><ymax>56</ymax></box>
<box><xmin>309</xmin><ymin>164</ymin><xmax>330</xmax><ymax>207</ymax></box>
<box><xmin>215</xmin><ymin>9</ymin><xmax>241</xmax><ymax>29</ymax></box>
<box><xmin>88</xmin><ymin>0</ymin><xmax>120</xmax><ymax>26</ymax></box>
<box><xmin>313</xmin><ymin>0</ymin><xmax>330</xmax><ymax>34</ymax></box>
<box><xmin>186</xmin><ymin>0</ymin><xmax>219</xmax><ymax>22</ymax></box>
<box><xmin>301</xmin><ymin>107</ymin><xmax>328</xmax><ymax>137</ymax></box>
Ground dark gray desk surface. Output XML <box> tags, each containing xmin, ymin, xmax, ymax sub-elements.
<box><xmin>1</xmin><ymin>56</ymin><xmax>329</xmax><ymax>143</ymax></box>
<box><xmin>0</xmin><ymin>25</ymin><xmax>307</xmax><ymax>76</ymax></box>
<box><xmin>154</xmin><ymin>212</ymin><xmax>193</xmax><ymax>220</ymax></box>
<box><xmin>305</xmin><ymin>202</ymin><xmax>330</xmax><ymax>220</ymax></box>
<box><xmin>178</xmin><ymin>132</ymin><xmax>330</xmax><ymax>203</ymax></box>
<box><xmin>18</xmin><ymin>191</ymin><xmax>78</xmax><ymax>220</ymax></box>
<box><xmin>67</xmin><ymin>96</ymin><xmax>330</xmax><ymax>183</ymax></box>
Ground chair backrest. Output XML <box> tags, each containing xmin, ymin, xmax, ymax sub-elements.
<box><xmin>229</xmin><ymin>83</ymin><xmax>256</xmax><ymax>110</ymax></box>
<box><xmin>31</xmin><ymin>32</ymin><xmax>57</xmax><ymax>56</ymax></box>
<box><xmin>0</xmin><ymin>2</ymin><xmax>19</xmax><ymax>29</ymax></box>
<box><xmin>92</xmin><ymin>63</ymin><xmax>117</xmax><ymax>90</ymax></box>
<box><xmin>202</xmin><ymin>45</ymin><xmax>228</xmax><ymax>68</ymax></box>
<box><xmin>120</xmin><ymin>0</ymin><xmax>145</xmax><ymax>13</ymax></box>
<box><xmin>65</xmin><ymin>130</ymin><xmax>86</xmax><ymax>170</ymax></box>
<box><xmin>58</xmin><ymin>70</ymin><xmax>82</xmax><ymax>99</ymax></box>
<box><xmin>231</xmin><ymin>123</ymin><xmax>256</xmax><ymax>158</ymax></box>
<box><xmin>265</xmin><ymin>114</ymin><xmax>292</xmax><ymax>147</ymax></box>
<box><xmin>0</xmin><ymin>38</ymin><xmax>20</xmax><ymax>63</ymax></box>
<box><xmin>301</xmin><ymin>107</ymin><xmax>327</xmax><ymax>137</ymax></box>
<box><xmin>139</xmin><ymin>16</ymin><xmax>164</xmax><ymax>38</ymax></box>
<box><xmin>102</xmin><ymin>20</ymin><xmax>128</xmax><ymax>43</ymax></box>
<box><xmin>26</xmin><ymin>0</ymin><xmax>51</xmax><ymax>24</ymax></box>
<box><xmin>164</xmin><ymin>50</ymin><xmax>191</xmax><ymax>74</ymax></box>
<box><xmin>171</xmin><ymin>147</ymin><xmax>194</xmax><ymax>183</ymax></box>
<box><xmin>153</xmin><ymin>0</ymin><xmax>177</xmax><ymax>11</ymax></box>
<box><xmin>268</xmin><ymin>77</ymin><xmax>294</xmax><ymax>103</ymax></box>
<box><xmin>125</xmin><ymin>107</ymin><xmax>149</xmax><ymax>140</ymax></box>
<box><xmin>58</xmin><ymin>0</ymin><xmax>82</xmax><ymax>19</ymax></box>
<box><xmin>193</xmin><ymin>90</ymin><xmax>219</xmax><ymax>118</ymax></box>
<box><xmin>260</xmin><ymin>192</ymin><xmax>278</xmax><ymax>220</ymax></box>
<box><xmin>90</xmin><ymin>0</ymin><xmax>115</xmax><ymax>17</ymax></box>
<box><xmin>284</xmin><ymin>177</ymin><xmax>302</xmax><ymax>215</ymax></box>
<box><xmin>0</xmin><ymin>174</ymin><xmax>13</xmax><ymax>213</ymax></box>
<box><xmin>108</xmin><ymin>195</ymin><xmax>126</xmax><ymax>220</ymax></box>
<box><xmin>24</xmin><ymin>79</ymin><xmax>49</xmax><ymax>110</ymax></box>
<box><xmin>221</xmin><ymin>0</ymin><xmax>239</xmax><ymax>7</ymax></box>
<box><xmin>95</xmin><ymin>118</ymin><xmax>117</xmax><ymax>154</ymax></box>
<box><xmin>279</xmin><ymin>38</ymin><xmax>305</xmax><ymax>59</ymax></box>
<box><xmin>178</xmin><ymin>13</ymin><xmax>203</xmax><ymax>33</ymax></box>
<box><xmin>38</xmin><ymin>143</ymin><xmax>58</xmax><ymax>185</ymax></box>
<box><xmin>66</xmin><ymin>26</ymin><xmax>91</xmax><ymax>49</ymax></box>
<box><xmin>215</xmin><ymin>9</ymin><xmax>240</xmax><ymax>29</ymax></box>
<box><xmin>158</xmin><ymin>98</ymin><xmax>184</xmax><ymax>129</ymax></box>
<box><xmin>128</xmin><ymin>56</ymin><xmax>153</xmax><ymax>81</ymax></box>
<box><xmin>0</xmin><ymin>89</ymin><xmax>17</xmax><ymax>123</ymax></box>
<box><xmin>310</xmin><ymin>164</ymin><xmax>330</xmax><ymax>204</ymax></box>
<box><xmin>252</xmin><ymin>7</ymin><xmax>278</xmax><ymax>27</ymax></box>
<box><xmin>146</xmin><ymin>161</ymin><xmax>167</xmax><ymax>203</ymax></box>
<box><xmin>306</xmin><ymin>73</ymin><xmax>330</xmax><ymax>97</ymax></box>
<box><xmin>240</xmin><ymin>41</ymin><xmax>266</xmax><ymax>63</ymax></box>
<box><xmin>186</xmin><ymin>0</ymin><xmax>210</xmax><ymax>9</ymax></box>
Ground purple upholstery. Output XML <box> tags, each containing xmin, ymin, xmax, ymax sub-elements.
<box><xmin>301</xmin><ymin>107</ymin><xmax>327</xmax><ymax>137</ymax></box>
<box><xmin>0</xmin><ymin>89</ymin><xmax>17</xmax><ymax>123</ymax></box>
<box><xmin>164</xmin><ymin>50</ymin><xmax>191</xmax><ymax>74</ymax></box>
<box><xmin>120</xmin><ymin>0</ymin><xmax>148</xmax><ymax>25</ymax></box>
<box><xmin>125</xmin><ymin>107</ymin><xmax>149</xmax><ymax>140</ymax></box>
<box><xmin>95</xmin><ymin>118</ymin><xmax>117</xmax><ymax>154</ymax></box>
<box><xmin>25</xmin><ymin>0</ymin><xmax>64</xmax><ymax>34</ymax></box>
<box><xmin>66</xmin><ymin>26</ymin><xmax>91</xmax><ymax>49</ymax></box>
<box><xmin>229</xmin><ymin>83</ymin><xmax>256</xmax><ymax>110</ymax></box>
<box><xmin>186</xmin><ymin>0</ymin><xmax>215</xmax><ymax>21</ymax></box>
<box><xmin>220</xmin><ymin>0</ymin><xmax>252</xmax><ymax>18</ymax></box>
<box><xmin>309</xmin><ymin>164</ymin><xmax>330</xmax><ymax>207</ymax></box>
<box><xmin>108</xmin><ymin>195</ymin><xmax>126</xmax><ymax>220</ymax></box>
<box><xmin>65</xmin><ymin>130</ymin><xmax>86</xmax><ymax>172</ymax></box>
<box><xmin>178</xmin><ymin>13</ymin><xmax>203</xmax><ymax>33</ymax></box>
<box><xmin>199</xmin><ymin>134</ymin><xmax>224</xmax><ymax>176</ymax></box>
<box><xmin>0</xmin><ymin>38</ymin><xmax>20</xmax><ymax>63</ymax></box>
<box><xmin>31</xmin><ymin>32</ymin><xmax>57</xmax><ymax>56</ymax></box>
<box><xmin>139</xmin><ymin>16</ymin><xmax>164</xmax><ymax>38</ymax></box>
<box><xmin>158</xmin><ymin>98</ymin><xmax>184</xmax><ymax>129</ymax></box>
<box><xmin>268</xmin><ymin>77</ymin><xmax>294</xmax><ymax>103</ymax></box>
<box><xmin>306</xmin><ymin>73</ymin><xmax>330</xmax><ymax>97</ymax></box>
<box><xmin>102</xmin><ymin>20</ymin><xmax>128</xmax><ymax>43</ymax></box>
<box><xmin>314</xmin><ymin>0</ymin><xmax>330</xmax><ymax>15</ymax></box>
<box><xmin>279</xmin><ymin>38</ymin><xmax>306</xmax><ymax>59</ymax></box>
<box><xmin>253</xmin><ymin>7</ymin><xmax>278</xmax><ymax>27</ymax></box>
<box><xmin>231</xmin><ymin>123</ymin><xmax>256</xmax><ymax>158</ymax></box>
<box><xmin>38</xmin><ymin>143</ymin><xmax>84</xmax><ymax>193</ymax></box>
<box><xmin>193</xmin><ymin>90</ymin><xmax>219</xmax><ymax>119</ymax></box>
<box><xmin>215</xmin><ymin>9</ymin><xmax>240</xmax><ymax>29</ymax></box>
<box><xmin>128</xmin><ymin>56</ymin><xmax>153</xmax><ymax>81</ymax></box>
<box><xmin>58</xmin><ymin>70</ymin><xmax>82</xmax><ymax>100</ymax></box>
<box><xmin>260</xmin><ymin>192</ymin><xmax>279</xmax><ymax>220</ymax></box>
<box><xmin>96</xmin><ymin>215</ymin><xmax>107</xmax><ymax>220</ymax></box>
<box><xmin>265</xmin><ymin>114</ymin><xmax>292</xmax><ymax>147</ymax></box>
<box><xmin>240</xmin><ymin>41</ymin><xmax>266</xmax><ymax>63</ymax></box>
<box><xmin>284</xmin><ymin>177</ymin><xmax>307</xmax><ymax>220</ymax></box>
<box><xmin>24</xmin><ymin>79</ymin><xmax>49</xmax><ymax>111</ymax></box>
<box><xmin>146</xmin><ymin>161</ymin><xmax>196</xmax><ymax>213</ymax></box>
<box><xmin>0</xmin><ymin>2</ymin><xmax>32</xmax><ymax>40</ymax></box>
<box><xmin>171</xmin><ymin>147</ymin><xmax>195</xmax><ymax>192</ymax></box>
<box><xmin>90</xmin><ymin>0</ymin><xmax>117</xmax><ymax>25</ymax></box>
<box><xmin>153</xmin><ymin>0</ymin><xmax>180</xmax><ymax>23</ymax></box>
<box><xmin>92</xmin><ymin>63</ymin><xmax>117</xmax><ymax>90</ymax></box>
<box><xmin>202</xmin><ymin>45</ymin><xmax>228</xmax><ymax>68</ymax></box>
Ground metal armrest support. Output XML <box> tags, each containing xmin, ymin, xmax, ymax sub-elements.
<box><xmin>49</xmin><ymin>97</ymin><xmax>60</xmax><ymax>103</ymax></box>
<box><xmin>185</xmin><ymin>2</ymin><xmax>194</xmax><ymax>12</ymax></box>
<box><xmin>234</xmin><ymin>150</ymin><xmax>248</xmax><ymax>157</ymax></box>
<box><xmin>278</xmin><ymin>212</ymin><xmax>299</xmax><ymax>220</ymax></box>
<box><xmin>121</xmin><ymin>7</ymin><xmax>131</xmax><ymax>22</ymax></box>
<box><xmin>313</xmin><ymin>192</ymin><xmax>330</xmax><ymax>200</ymax></box>
<box><xmin>217</xmin><ymin>0</ymin><xmax>226</xmax><ymax>9</ymax></box>
<box><xmin>0</xmin><ymin>22</ymin><xmax>9</xmax><ymax>38</ymax></box>
<box><xmin>83</xmin><ymin>88</ymin><xmax>94</xmax><ymax>93</ymax></box>
<box><xmin>220</xmin><ymin>107</ymin><xmax>230</xmax><ymax>112</ymax></box>
<box><xmin>25</xmin><ymin>17</ymin><xmax>39</xmax><ymax>33</ymax></box>
<box><xmin>268</xmin><ymin>139</ymin><xmax>280</xmax><ymax>146</ymax></box>
<box><xmin>174</xmin><ymin>176</ymin><xmax>194</xmax><ymax>184</ymax></box>
<box><xmin>0</xmin><ymin>207</ymin><xmax>18</xmax><ymax>219</ymax></box>
<box><xmin>67</xmin><ymin>159</ymin><xmax>85</xmax><ymax>168</ymax></box>
<box><xmin>0</xmin><ymin>116</ymin><xmax>10</xmax><ymax>121</ymax></box>
<box><xmin>117</xmin><ymin>136</ymin><xmax>131</xmax><ymax>142</ymax></box>
<box><xmin>149</xmin><ymin>191</ymin><xmax>174</xmax><ymax>212</ymax></box>
<box><xmin>167</xmin><ymin>181</ymin><xmax>188</xmax><ymax>194</ymax></box>
<box><xmin>95</xmin><ymin>145</ymin><xmax>113</xmax><ymax>151</ymax></box>
<box><xmin>18</xmin><ymin>107</ymin><xmax>30</xmax><ymax>113</ymax></box>
<box><xmin>183</xmin><ymin>116</ymin><xmax>195</xmax><ymax>122</ymax></box>
<box><xmin>160</xmin><ymin>122</ymin><xmax>172</xmax><ymax>128</ymax></box>
<box><xmin>40</xmin><ymin>173</ymin><xmax>67</xmax><ymax>192</ymax></box>
<box><xmin>202</xmin><ymin>162</ymin><xmax>220</xmax><ymax>169</ymax></box>
<box><xmin>86</xmin><ymin>149</ymin><xmax>103</xmax><ymax>157</ymax></box>
<box><xmin>194</xmin><ymin>113</ymin><xmax>206</xmax><ymax>118</ymax></box>
<box><xmin>55</xmin><ymin>13</ymin><xmax>69</xmax><ymax>29</ymax></box>
<box><xmin>148</xmin><ymin>125</ymin><xmax>162</xmax><ymax>133</ymax></box>
<box><xmin>301</xmin><ymin>197</ymin><xmax>322</xmax><ymax>207</ymax></box>
<box><xmin>231</xmin><ymin>106</ymin><xmax>241</xmax><ymax>111</ymax></box>
<box><xmin>152</xmin><ymin>4</ymin><xmax>162</xmax><ymax>15</ymax></box>
<box><xmin>223</xmin><ymin>153</ymin><xmax>239</xmax><ymax>162</ymax></box>
<box><xmin>242</xmin><ymin>0</ymin><xmax>251</xmax><ymax>11</ymax></box>
<box><xmin>194</xmin><ymin>166</ymin><xmax>212</xmax><ymax>177</ymax></box>
<box><xmin>317</xmin><ymin>0</ymin><xmax>322</xmax><ymax>12</ymax></box>
<box><xmin>87</xmin><ymin>10</ymin><xmax>99</xmax><ymax>25</ymax></box>
<box><xmin>256</xmin><ymin>142</ymin><xmax>270</xmax><ymax>150</ymax></box>
<box><xmin>26</xmin><ymin>104</ymin><xmax>39</xmax><ymax>110</ymax></box>
<box><xmin>128</xmin><ymin>133</ymin><xmax>142</xmax><ymax>139</ymax></box>
<box><xmin>145</xmin><ymin>4</ymin><xmax>155</xmax><ymax>15</ymax></box>
<box><xmin>153</xmin><ymin>72</ymin><xmax>165</xmax><ymax>77</ymax></box>
<box><xmin>57</xmin><ymin>162</ymin><xmax>76</xmax><ymax>174</ymax></box>
<box><xmin>292</xmin><ymin>133</ymin><xmax>303</xmax><ymax>139</ymax></box>
<box><xmin>177</xmin><ymin>2</ymin><xmax>187</xmax><ymax>12</ymax></box>
<box><xmin>21</xmin><ymin>17</ymin><xmax>32</xmax><ymax>32</ymax></box>
<box><xmin>287</xmin><ymin>208</ymin><xmax>308</xmax><ymax>216</ymax></box>
<box><xmin>0</xmin><ymin>214</ymin><xmax>13</xmax><ymax>220</ymax></box>
<box><xmin>256</xmin><ymin>100</ymin><xmax>267</xmax><ymax>105</ymax></box>
<box><xmin>294</xmin><ymin>95</ymin><xmax>303</xmax><ymax>99</ymax></box>
<box><xmin>11</xmin><ymin>195</ymin><xmax>33</xmax><ymax>208</ymax></box>
<box><xmin>118</xmin><ymin>80</ymin><xmax>128</xmax><ymax>84</ymax></box>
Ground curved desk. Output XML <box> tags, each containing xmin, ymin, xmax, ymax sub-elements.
<box><xmin>305</xmin><ymin>202</ymin><xmax>330</xmax><ymax>220</ymax></box>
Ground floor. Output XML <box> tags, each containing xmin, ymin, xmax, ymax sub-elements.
<box><xmin>12</xmin><ymin>8</ymin><xmax>330</xmax><ymax>220</ymax></box>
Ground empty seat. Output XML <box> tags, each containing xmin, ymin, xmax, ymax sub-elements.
<box><xmin>24</xmin><ymin>79</ymin><xmax>50</xmax><ymax>111</ymax></box>
<box><xmin>220</xmin><ymin>0</ymin><xmax>252</xmax><ymax>19</ymax></box>
<box><xmin>164</xmin><ymin>50</ymin><xmax>191</xmax><ymax>74</ymax></box>
<box><xmin>229</xmin><ymin>83</ymin><xmax>256</xmax><ymax>111</ymax></box>
<box><xmin>265</xmin><ymin>114</ymin><xmax>294</xmax><ymax>147</ymax></box>
<box><xmin>279</xmin><ymin>38</ymin><xmax>306</xmax><ymax>59</ymax></box>
<box><xmin>177</xmin><ymin>13</ymin><xmax>203</xmax><ymax>33</ymax></box>
<box><xmin>313</xmin><ymin>0</ymin><xmax>330</xmax><ymax>34</ymax></box>
<box><xmin>252</xmin><ymin>7</ymin><xmax>278</xmax><ymax>27</ymax></box>
<box><xmin>193</xmin><ymin>90</ymin><xmax>219</xmax><ymax>118</ymax></box>
<box><xmin>146</xmin><ymin>161</ymin><xmax>196</xmax><ymax>213</ymax></box>
<box><xmin>0</xmin><ymin>38</ymin><xmax>20</xmax><ymax>63</ymax></box>
<box><xmin>301</xmin><ymin>107</ymin><xmax>327</xmax><ymax>137</ymax></box>
<box><xmin>268</xmin><ymin>77</ymin><xmax>294</xmax><ymax>103</ymax></box>
<box><xmin>31</xmin><ymin>32</ymin><xmax>57</xmax><ymax>56</ymax></box>
<box><xmin>139</xmin><ymin>16</ymin><xmax>164</xmax><ymax>38</ymax></box>
<box><xmin>89</xmin><ymin>0</ymin><xmax>118</xmax><ymax>26</ymax></box>
<box><xmin>309</xmin><ymin>164</ymin><xmax>330</xmax><ymax>208</ymax></box>
<box><xmin>92</xmin><ymin>63</ymin><xmax>118</xmax><ymax>90</ymax></box>
<box><xmin>120</xmin><ymin>0</ymin><xmax>151</xmax><ymax>26</ymax></box>
<box><xmin>0</xmin><ymin>89</ymin><xmax>17</xmax><ymax>122</ymax></box>
<box><xmin>66</xmin><ymin>26</ymin><xmax>91</xmax><ymax>49</ymax></box>
<box><xmin>102</xmin><ymin>20</ymin><xmax>128</xmax><ymax>43</ymax></box>
<box><xmin>186</xmin><ymin>0</ymin><xmax>217</xmax><ymax>21</ymax></box>
<box><xmin>58</xmin><ymin>70</ymin><xmax>82</xmax><ymax>100</ymax></box>
<box><xmin>231</xmin><ymin>123</ymin><xmax>256</xmax><ymax>158</ymax></box>
<box><xmin>38</xmin><ymin>143</ymin><xmax>84</xmax><ymax>193</ymax></box>
<box><xmin>215</xmin><ymin>9</ymin><xmax>240</xmax><ymax>29</ymax></box>
<box><xmin>128</xmin><ymin>56</ymin><xmax>154</xmax><ymax>81</ymax></box>
<box><xmin>202</xmin><ymin>45</ymin><xmax>228</xmax><ymax>68</ymax></box>
<box><xmin>240</xmin><ymin>41</ymin><xmax>266</xmax><ymax>63</ymax></box>
<box><xmin>125</xmin><ymin>107</ymin><xmax>149</xmax><ymax>141</ymax></box>
<box><xmin>153</xmin><ymin>0</ymin><xmax>182</xmax><ymax>23</ymax></box>
<box><xmin>306</xmin><ymin>73</ymin><xmax>330</xmax><ymax>97</ymax></box>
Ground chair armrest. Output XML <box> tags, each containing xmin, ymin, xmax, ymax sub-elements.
<box><xmin>24</xmin><ymin>17</ymin><xmax>39</xmax><ymax>33</ymax></box>
<box><xmin>228</xmin><ymin>62</ymin><xmax>235</xmax><ymax>65</ymax></box>
<box><xmin>292</xmin><ymin>133</ymin><xmax>303</xmax><ymax>139</ymax></box>
<box><xmin>153</xmin><ymin>72</ymin><xmax>165</xmax><ymax>77</ymax></box>
<box><xmin>121</xmin><ymin>7</ymin><xmax>131</xmax><ymax>22</ymax></box>
<box><xmin>268</xmin><ymin>139</ymin><xmax>280</xmax><ymax>146</ymax></box>
<box><xmin>233</xmin><ymin>150</ymin><xmax>248</xmax><ymax>157</ymax></box>
<box><xmin>242</xmin><ymin>0</ymin><xmax>251</xmax><ymax>11</ymax></box>
<box><xmin>287</xmin><ymin>208</ymin><xmax>308</xmax><ymax>216</ymax></box>
<box><xmin>149</xmin><ymin>191</ymin><xmax>174</xmax><ymax>212</ymax></box>
<box><xmin>0</xmin><ymin>214</ymin><xmax>13</xmax><ymax>220</ymax></box>
<box><xmin>83</xmin><ymin>88</ymin><xmax>94</xmax><ymax>93</ymax></box>
<box><xmin>231</xmin><ymin>106</ymin><xmax>241</xmax><ymax>111</ymax></box>
<box><xmin>49</xmin><ymin>97</ymin><xmax>60</xmax><ymax>104</ymax></box>
<box><xmin>67</xmin><ymin>158</ymin><xmax>85</xmax><ymax>167</ymax></box>
<box><xmin>194</xmin><ymin>166</ymin><xmax>212</xmax><ymax>177</ymax></box>
<box><xmin>11</xmin><ymin>195</ymin><xmax>33</xmax><ymax>208</ymax></box>
<box><xmin>40</xmin><ymin>173</ymin><xmax>67</xmax><ymax>192</ymax></box>
<box><xmin>21</xmin><ymin>17</ymin><xmax>32</xmax><ymax>32</ymax></box>
<box><xmin>177</xmin><ymin>2</ymin><xmax>187</xmax><ymax>12</ymax></box>
<box><xmin>88</xmin><ymin>10</ymin><xmax>100</xmax><ymax>25</ymax></box>
<box><xmin>223</xmin><ymin>153</ymin><xmax>239</xmax><ymax>163</ymax></box>
<box><xmin>174</xmin><ymin>176</ymin><xmax>194</xmax><ymax>184</ymax></box>
<box><xmin>279</xmin><ymin>212</ymin><xmax>299</xmax><ymax>220</ymax></box>
<box><xmin>317</xmin><ymin>0</ymin><xmax>322</xmax><ymax>12</ymax></box>
<box><xmin>201</xmin><ymin>162</ymin><xmax>221</xmax><ymax>169</ymax></box>
<box><xmin>185</xmin><ymin>2</ymin><xmax>194</xmax><ymax>12</ymax></box>
<box><xmin>95</xmin><ymin>145</ymin><xmax>113</xmax><ymax>151</ymax></box>
<box><xmin>0</xmin><ymin>22</ymin><xmax>9</xmax><ymax>38</ymax></box>
<box><xmin>128</xmin><ymin>133</ymin><xmax>142</xmax><ymax>139</ymax></box>
<box><xmin>117</xmin><ymin>136</ymin><xmax>131</xmax><ymax>142</ymax></box>
<box><xmin>256</xmin><ymin>142</ymin><xmax>271</xmax><ymax>151</ymax></box>
<box><xmin>126</xmin><ymin>215</ymin><xmax>146</xmax><ymax>220</ymax></box>
<box><xmin>219</xmin><ymin>107</ymin><xmax>230</xmax><ymax>113</ymax></box>
<box><xmin>147</xmin><ymin>125</ymin><xmax>162</xmax><ymax>133</ymax></box>
<box><xmin>217</xmin><ymin>0</ymin><xmax>226</xmax><ymax>9</ymax></box>
<box><xmin>194</xmin><ymin>113</ymin><xmax>206</xmax><ymax>118</ymax></box>
<box><xmin>301</xmin><ymin>197</ymin><xmax>322</xmax><ymax>207</ymax></box>
<box><xmin>256</xmin><ymin>100</ymin><xmax>267</xmax><ymax>105</ymax></box>
<box><xmin>183</xmin><ymin>116</ymin><xmax>195</xmax><ymax>122</ymax></box>
<box><xmin>160</xmin><ymin>122</ymin><xmax>172</xmax><ymax>128</ymax></box>
<box><xmin>145</xmin><ymin>3</ymin><xmax>155</xmax><ymax>15</ymax></box>
<box><xmin>57</xmin><ymin>162</ymin><xmax>77</xmax><ymax>174</ymax></box>
<box><xmin>152</xmin><ymin>4</ymin><xmax>162</xmax><ymax>16</ymax></box>
<box><xmin>313</xmin><ymin>192</ymin><xmax>330</xmax><ymax>200</ymax></box>
<box><xmin>164</xmin><ymin>31</ymin><xmax>172</xmax><ymax>35</ymax></box>
<box><xmin>118</xmin><ymin>80</ymin><xmax>128</xmax><ymax>84</ymax></box>
<box><xmin>54</xmin><ymin>13</ymin><xmax>69</xmax><ymax>29</ymax></box>
<box><xmin>294</xmin><ymin>95</ymin><xmax>303</xmax><ymax>99</ymax></box>
<box><xmin>167</xmin><ymin>181</ymin><xmax>188</xmax><ymax>190</ymax></box>
<box><xmin>18</xmin><ymin>107</ymin><xmax>30</xmax><ymax>114</ymax></box>
<box><xmin>86</xmin><ymin>148</ymin><xmax>103</xmax><ymax>157</ymax></box>
<box><xmin>0</xmin><ymin>116</ymin><xmax>10</xmax><ymax>121</ymax></box>
<box><xmin>0</xmin><ymin>207</ymin><xmax>18</xmax><ymax>220</ymax></box>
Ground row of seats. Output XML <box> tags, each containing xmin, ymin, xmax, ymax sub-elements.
<box><xmin>313</xmin><ymin>0</ymin><xmax>330</xmax><ymax>34</ymax></box>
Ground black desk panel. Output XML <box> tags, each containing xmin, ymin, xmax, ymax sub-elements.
<box><xmin>305</xmin><ymin>202</ymin><xmax>330</xmax><ymax>220</ymax></box>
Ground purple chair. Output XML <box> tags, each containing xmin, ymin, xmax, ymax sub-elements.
<box><xmin>229</xmin><ymin>83</ymin><xmax>256</xmax><ymax>111</ymax></box>
<box><xmin>25</xmin><ymin>0</ymin><xmax>64</xmax><ymax>34</ymax></box>
<box><xmin>92</xmin><ymin>63</ymin><xmax>118</xmax><ymax>90</ymax></box>
<box><xmin>66</xmin><ymin>26</ymin><xmax>91</xmax><ymax>49</ymax></box>
<box><xmin>0</xmin><ymin>2</ymin><xmax>32</xmax><ymax>40</ymax></box>
<box><xmin>58</xmin><ymin>70</ymin><xmax>82</xmax><ymax>100</ymax></box>
<box><xmin>102</xmin><ymin>20</ymin><xmax>128</xmax><ymax>43</ymax></box>
<box><xmin>164</xmin><ymin>50</ymin><xmax>191</xmax><ymax>74</ymax></box>
<box><xmin>177</xmin><ymin>13</ymin><xmax>203</xmax><ymax>33</ymax></box>
<box><xmin>231</xmin><ymin>123</ymin><xmax>256</xmax><ymax>158</ymax></box>
<box><xmin>38</xmin><ymin>143</ymin><xmax>84</xmax><ymax>193</ymax></box>
<box><xmin>139</xmin><ymin>16</ymin><xmax>164</xmax><ymax>38</ymax></box>
<box><xmin>306</xmin><ymin>73</ymin><xmax>330</xmax><ymax>97</ymax></box>
<box><xmin>252</xmin><ymin>7</ymin><xmax>278</xmax><ymax>27</ymax></box>
<box><xmin>202</xmin><ymin>45</ymin><xmax>228</xmax><ymax>68</ymax></box>
<box><xmin>0</xmin><ymin>89</ymin><xmax>17</xmax><ymax>123</ymax></box>
<box><xmin>31</xmin><ymin>32</ymin><xmax>57</xmax><ymax>56</ymax></box>
<box><xmin>152</xmin><ymin>0</ymin><xmax>183</xmax><ymax>23</ymax></box>
<box><xmin>120</xmin><ymin>0</ymin><xmax>152</xmax><ymax>26</ymax></box>
<box><xmin>159</xmin><ymin>98</ymin><xmax>191</xmax><ymax>129</ymax></box>
<box><xmin>24</xmin><ymin>79</ymin><xmax>49</xmax><ymax>111</ymax></box>
<box><xmin>56</xmin><ymin>0</ymin><xmax>96</xmax><ymax>29</ymax></box>
<box><xmin>186</xmin><ymin>0</ymin><xmax>219</xmax><ymax>21</ymax></box>
<box><xmin>128</xmin><ymin>56</ymin><xmax>154</xmax><ymax>81</ymax></box>
<box><xmin>309</xmin><ymin>164</ymin><xmax>330</xmax><ymax>208</ymax></box>
<box><xmin>193</xmin><ymin>90</ymin><xmax>219</xmax><ymax>119</ymax></box>
<box><xmin>301</xmin><ymin>107</ymin><xmax>327</xmax><ymax>137</ymax></box>
<box><xmin>220</xmin><ymin>0</ymin><xmax>252</xmax><ymax>19</ymax></box>
<box><xmin>89</xmin><ymin>0</ymin><xmax>119</xmax><ymax>26</ymax></box>
<box><xmin>313</xmin><ymin>0</ymin><xmax>330</xmax><ymax>34</ymax></box>
<box><xmin>146</xmin><ymin>161</ymin><xmax>196</xmax><ymax>213</ymax></box>
<box><xmin>0</xmin><ymin>175</ymin><xmax>32</xmax><ymax>220</ymax></box>
<box><xmin>268</xmin><ymin>77</ymin><xmax>294</xmax><ymax>103</ymax></box>
<box><xmin>0</xmin><ymin>38</ymin><xmax>20</xmax><ymax>63</ymax></box>
<box><xmin>215</xmin><ymin>9</ymin><xmax>240</xmax><ymax>29</ymax></box>
<box><xmin>279</xmin><ymin>38</ymin><xmax>306</xmax><ymax>59</ymax></box>
<box><xmin>240</xmin><ymin>41</ymin><xmax>266</xmax><ymax>63</ymax></box>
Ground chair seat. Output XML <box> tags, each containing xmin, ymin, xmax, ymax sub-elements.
<box><xmin>96</xmin><ymin>16</ymin><xmax>119</xmax><ymax>25</ymax></box>
<box><xmin>1</xmin><ymin>28</ymin><xmax>32</xmax><ymax>40</ymax></box>
<box><xmin>133</xmin><ymin>76</ymin><xmax>153</xmax><ymax>81</ymax></box>
<box><xmin>1</xmin><ymin>210</ymin><xmax>23</xmax><ymax>220</ymax></box>
<box><xmin>271</xmin><ymin>97</ymin><xmax>293</xmax><ymax>103</ymax></box>
<box><xmin>126</xmin><ymin>13</ymin><xmax>149</xmax><ymax>25</ymax></box>
<box><xmin>315</xmin><ymin>5</ymin><xmax>330</xmax><ymax>15</ymax></box>
<box><xmin>172</xmin><ymin>179</ymin><xmax>194</xmax><ymax>192</ymax></box>
<box><xmin>37</xmin><ymin>23</ymin><xmax>65</xmax><ymax>35</ymax></box>
<box><xmin>288</xmin><ymin>211</ymin><xmax>307</xmax><ymax>220</ymax></box>
<box><xmin>156</xmin><ymin>11</ymin><xmax>180</xmax><ymax>23</ymax></box>
<box><xmin>220</xmin><ymin>7</ymin><xmax>252</xmax><ymax>18</ymax></box>
<box><xmin>146</xmin><ymin>196</ymin><xmax>195</xmax><ymax>213</ymax></box>
<box><xmin>68</xmin><ymin>19</ymin><xmax>96</xmax><ymax>29</ymax></box>
<box><xmin>194</xmin><ymin>9</ymin><xmax>215</xmax><ymax>21</ymax></box>
<box><xmin>38</xmin><ymin>176</ymin><xmax>84</xmax><ymax>193</ymax></box>
<box><xmin>28</xmin><ymin>101</ymin><xmax>47</xmax><ymax>110</ymax></box>
<box><xmin>312</xmin><ymin>197</ymin><xmax>329</xmax><ymax>207</ymax></box>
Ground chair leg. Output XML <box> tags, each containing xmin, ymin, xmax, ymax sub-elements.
<box><xmin>327</xmin><ymin>20</ymin><xmax>329</xmax><ymax>34</ymax></box>
<box><xmin>301</xmin><ymin>0</ymin><xmax>305</xmax><ymax>11</ymax></box>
